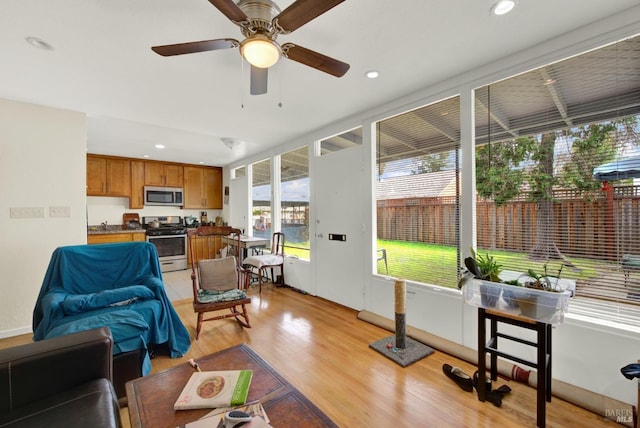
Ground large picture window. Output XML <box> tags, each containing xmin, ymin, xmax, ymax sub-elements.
<box><xmin>474</xmin><ymin>35</ymin><xmax>640</xmax><ymax>323</ymax></box>
<box><xmin>281</xmin><ymin>146</ymin><xmax>310</xmax><ymax>259</ymax></box>
<box><xmin>375</xmin><ymin>97</ymin><xmax>461</xmax><ymax>287</ymax></box>
<box><xmin>251</xmin><ymin>159</ymin><xmax>271</xmax><ymax>239</ymax></box>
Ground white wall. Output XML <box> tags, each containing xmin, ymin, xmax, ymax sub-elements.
<box><xmin>0</xmin><ymin>99</ymin><xmax>87</xmax><ymax>337</ymax></box>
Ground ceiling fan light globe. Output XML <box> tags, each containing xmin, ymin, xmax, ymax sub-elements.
<box><xmin>241</xmin><ymin>36</ymin><xmax>281</xmax><ymax>68</ymax></box>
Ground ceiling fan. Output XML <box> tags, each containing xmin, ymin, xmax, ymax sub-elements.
<box><xmin>152</xmin><ymin>0</ymin><xmax>350</xmax><ymax>95</ymax></box>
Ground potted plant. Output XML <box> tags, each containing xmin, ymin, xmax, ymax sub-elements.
<box><xmin>464</xmin><ymin>249</ymin><xmax>502</xmax><ymax>307</ymax></box>
<box><xmin>501</xmin><ymin>279</ymin><xmax>522</xmax><ymax>309</ymax></box>
<box><xmin>514</xmin><ymin>264</ymin><xmax>565</xmax><ymax>319</ymax></box>
<box><xmin>461</xmin><ymin>252</ymin><xmax>571</xmax><ymax>323</ymax></box>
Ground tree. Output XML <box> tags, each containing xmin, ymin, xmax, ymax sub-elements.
<box><xmin>476</xmin><ymin>136</ymin><xmax>535</xmax><ymax>205</ymax></box>
<box><xmin>559</xmin><ymin>123</ymin><xmax>617</xmax><ymax>198</ymax></box>
<box><xmin>528</xmin><ymin>132</ymin><xmax>568</xmax><ymax>262</ymax></box>
<box><xmin>411</xmin><ymin>153</ymin><xmax>449</xmax><ymax>174</ymax></box>
<box><xmin>476</xmin><ymin>118</ymin><xmax>638</xmax><ymax>265</ymax></box>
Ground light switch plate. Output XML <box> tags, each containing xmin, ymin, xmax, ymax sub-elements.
<box><xmin>49</xmin><ymin>206</ymin><xmax>71</xmax><ymax>217</ymax></box>
<box><xmin>10</xmin><ymin>207</ymin><xmax>45</xmax><ymax>218</ymax></box>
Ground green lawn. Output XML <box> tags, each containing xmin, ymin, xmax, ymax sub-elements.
<box><xmin>286</xmin><ymin>239</ymin><xmax>603</xmax><ymax>289</ymax></box>
<box><xmin>377</xmin><ymin>240</ymin><xmax>601</xmax><ymax>288</ymax></box>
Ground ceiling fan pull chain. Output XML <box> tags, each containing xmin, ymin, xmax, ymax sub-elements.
<box><xmin>278</xmin><ymin>61</ymin><xmax>283</xmax><ymax>108</ymax></box>
<box><xmin>240</xmin><ymin>57</ymin><xmax>245</xmax><ymax>109</ymax></box>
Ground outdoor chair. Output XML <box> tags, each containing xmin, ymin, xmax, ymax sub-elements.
<box><xmin>188</xmin><ymin>226</ymin><xmax>252</xmax><ymax>340</ymax></box>
<box><xmin>243</xmin><ymin>232</ymin><xmax>286</xmax><ymax>293</ymax></box>
<box><xmin>377</xmin><ymin>248</ymin><xmax>389</xmax><ymax>274</ymax></box>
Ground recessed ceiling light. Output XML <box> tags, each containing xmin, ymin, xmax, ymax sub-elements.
<box><xmin>365</xmin><ymin>70</ymin><xmax>379</xmax><ymax>79</ymax></box>
<box><xmin>154</xmin><ymin>144</ymin><xmax>165</xmax><ymax>149</ymax></box>
<box><xmin>491</xmin><ymin>0</ymin><xmax>516</xmax><ymax>16</ymax></box>
<box><xmin>199</xmin><ymin>161</ymin><xmax>205</xmax><ymax>164</ymax></box>
<box><xmin>143</xmin><ymin>154</ymin><xmax>150</xmax><ymax>158</ymax></box>
<box><xmin>25</xmin><ymin>37</ymin><xmax>54</xmax><ymax>51</ymax></box>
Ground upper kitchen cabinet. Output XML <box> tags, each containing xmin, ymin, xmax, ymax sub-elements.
<box><xmin>86</xmin><ymin>155</ymin><xmax>131</xmax><ymax>197</ymax></box>
<box><xmin>130</xmin><ymin>160</ymin><xmax>145</xmax><ymax>209</ymax></box>
<box><xmin>144</xmin><ymin>161</ymin><xmax>183</xmax><ymax>187</ymax></box>
<box><xmin>183</xmin><ymin>166</ymin><xmax>223</xmax><ymax>209</ymax></box>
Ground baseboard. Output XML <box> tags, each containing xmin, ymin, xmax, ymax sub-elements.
<box><xmin>0</xmin><ymin>325</ymin><xmax>32</xmax><ymax>339</ymax></box>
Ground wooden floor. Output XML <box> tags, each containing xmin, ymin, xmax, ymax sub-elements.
<box><xmin>1</xmin><ymin>283</ymin><xmax>618</xmax><ymax>427</ymax></box>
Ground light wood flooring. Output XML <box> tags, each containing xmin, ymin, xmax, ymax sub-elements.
<box><xmin>1</xmin><ymin>272</ymin><xmax>619</xmax><ymax>427</ymax></box>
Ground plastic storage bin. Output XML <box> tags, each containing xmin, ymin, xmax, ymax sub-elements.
<box><xmin>463</xmin><ymin>279</ymin><xmax>571</xmax><ymax>324</ymax></box>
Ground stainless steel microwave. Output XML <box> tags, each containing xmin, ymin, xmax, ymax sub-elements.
<box><xmin>144</xmin><ymin>186</ymin><xmax>184</xmax><ymax>206</ymax></box>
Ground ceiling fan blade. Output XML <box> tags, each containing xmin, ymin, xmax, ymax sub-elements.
<box><xmin>275</xmin><ymin>0</ymin><xmax>346</xmax><ymax>33</ymax></box>
<box><xmin>281</xmin><ymin>43</ymin><xmax>350</xmax><ymax>77</ymax></box>
<box><xmin>152</xmin><ymin>38</ymin><xmax>239</xmax><ymax>56</ymax></box>
<box><xmin>250</xmin><ymin>66</ymin><xmax>268</xmax><ymax>95</ymax></box>
<box><xmin>208</xmin><ymin>0</ymin><xmax>248</xmax><ymax>23</ymax></box>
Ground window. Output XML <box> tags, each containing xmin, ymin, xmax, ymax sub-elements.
<box><xmin>251</xmin><ymin>159</ymin><xmax>271</xmax><ymax>240</ymax></box>
<box><xmin>320</xmin><ymin>127</ymin><xmax>362</xmax><ymax>155</ymax></box>
<box><xmin>474</xmin><ymin>35</ymin><xmax>640</xmax><ymax>324</ymax></box>
<box><xmin>375</xmin><ymin>97</ymin><xmax>461</xmax><ymax>287</ymax></box>
<box><xmin>281</xmin><ymin>146</ymin><xmax>310</xmax><ymax>259</ymax></box>
<box><xmin>233</xmin><ymin>166</ymin><xmax>246</xmax><ymax>179</ymax></box>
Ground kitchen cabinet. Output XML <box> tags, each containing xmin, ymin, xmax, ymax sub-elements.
<box><xmin>144</xmin><ymin>162</ymin><xmax>183</xmax><ymax>187</ymax></box>
<box><xmin>130</xmin><ymin>160</ymin><xmax>145</xmax><ymax>209</ymax></box>
<box><xmin>87</xmin><ymin>231</ymin><xmax>146</xmax><ymax>244</ymax></box>
<box><xmin>86</xmin><ymin>155</ymin><xmax>131</xmax><ymax>197</ymax></box>
<box><xmin>183</xmin><ymin>166</ymin><xmax>223</xmax><ymax>209</ymax></box>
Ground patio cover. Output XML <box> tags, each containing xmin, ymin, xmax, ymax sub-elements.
<box><xmin>593</xmin><ymin>156</ymin><xmax>640</xmax><ymax>181</ymax></box>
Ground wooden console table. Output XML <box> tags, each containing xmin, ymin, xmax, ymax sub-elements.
<box><xmin>477</xmin><ymin>308</ymin><xmax>552</xmax><ymax>428</ymax></box>
<box><xmin>126</xmin><ymin>344</ymin><xmax>337</xmax><ymax>428</ymax></box>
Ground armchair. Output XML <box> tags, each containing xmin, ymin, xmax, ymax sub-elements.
<box><xmin>32</xmin><ymin>242</ymin><xmax>191</xmax><ymax>396</ymax></box>
<box><xmin>0</xmin><ymin>327</ymin><xmax>121</xmax><ymax>427</ymax></box>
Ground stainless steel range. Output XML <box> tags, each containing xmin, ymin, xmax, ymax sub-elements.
<box><xmin>143</xmin><ymin>216</ymin><xmax>188</xmax><ymax>272</ymax></box>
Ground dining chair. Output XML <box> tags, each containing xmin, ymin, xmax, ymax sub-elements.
<box><xmin>242</xmin><ymin>232</ymin><xmax>285</xmax><ymax>293</ymax></box>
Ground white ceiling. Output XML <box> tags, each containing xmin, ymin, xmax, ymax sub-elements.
<box><xmin>2</xmin><ymin>0</ymin><xmax>639</xmax><ymax>167</ymax></box>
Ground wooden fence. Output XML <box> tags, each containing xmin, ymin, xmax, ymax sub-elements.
<box><xmin>376</xmin><ymin>185</ymin><xmax>640</xmax><ymax>259</ymax></box>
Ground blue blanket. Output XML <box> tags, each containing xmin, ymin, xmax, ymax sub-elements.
<box><xmin>33</xmin><ymin>242</ymin><xmax>190</xmax><ymax>365</ymax></box>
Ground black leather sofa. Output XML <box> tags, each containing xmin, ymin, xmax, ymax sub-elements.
<box><xmin>0</xmin><ymin>327</ymin><xmax>121</xmax><ymax>428</ymax></box>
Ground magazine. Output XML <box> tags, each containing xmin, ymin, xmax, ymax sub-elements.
<box><xmin>173</xmin><ymin>370</ymin><xmax>253</xmax><ymax>410</ymax></box>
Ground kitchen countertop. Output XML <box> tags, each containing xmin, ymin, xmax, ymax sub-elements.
<box><xmin>87</xmin><ymin>225</ymin><xmax>146</xmax><ymax>234</ymax></box>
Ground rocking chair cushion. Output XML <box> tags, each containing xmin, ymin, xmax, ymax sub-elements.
<box><xmin>196</xmin><ymin>289</ymin><xmax>247</xmax><ymax>304</ymax></box>
<box><xmin>198</xmin><ymin>257</ymin><xmax>237</xmax><ymax>291</ymax></box>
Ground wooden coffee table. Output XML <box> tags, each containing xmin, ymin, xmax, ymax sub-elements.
<box><xmin>126</xmin><ymin>344</ymin><xmax>337</xmax><ymax>428</ymax></box>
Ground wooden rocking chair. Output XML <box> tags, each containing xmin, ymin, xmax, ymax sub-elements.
<box><xmin>188</xmin><ymin>226</ymin><xmax>252</xmax><ymax>340</ymax></box>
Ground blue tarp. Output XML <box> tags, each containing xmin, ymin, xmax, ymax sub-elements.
<box><xmin>33</xmin><ymin>242</ymin><xmax>190</xmax><ymax>374</ymax></box>
<box><xmin>593</xmin><ymin>156</ymin><xmax>640</xmax><ymax>181</ymax></box>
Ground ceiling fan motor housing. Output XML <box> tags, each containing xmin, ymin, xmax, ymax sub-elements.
<box><xmin>237</xmin><ymin>0</ymin><xmax>281</xmax><ymax>38</ymax></box>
